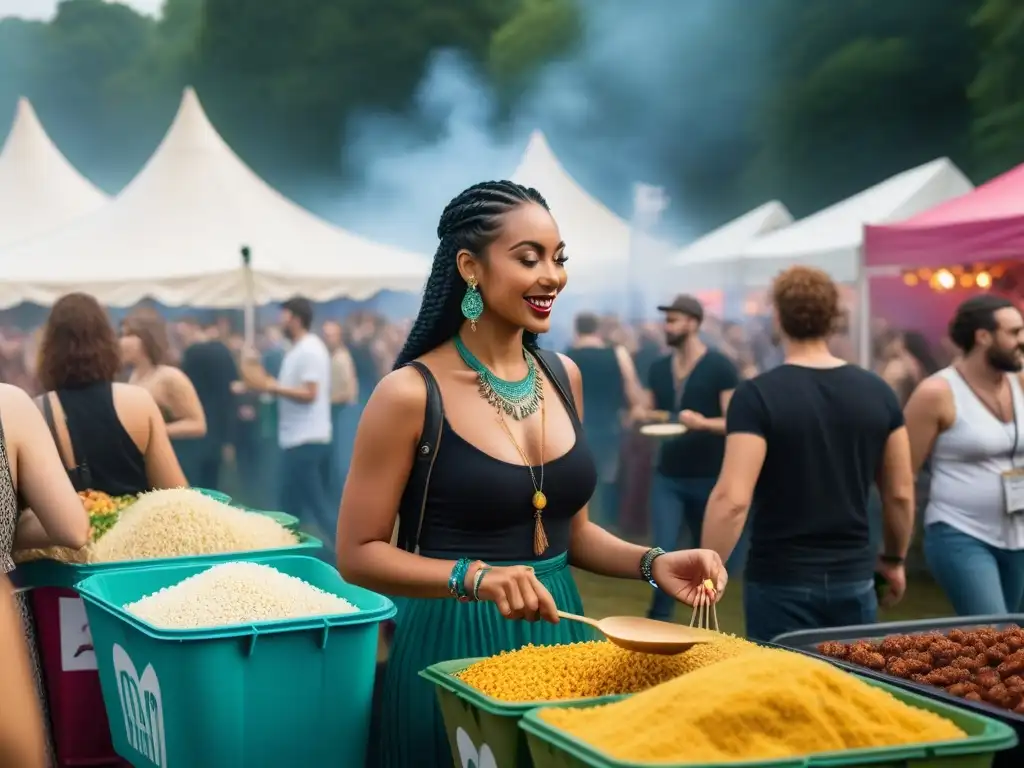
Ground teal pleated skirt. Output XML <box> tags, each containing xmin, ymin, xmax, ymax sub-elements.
<box><xmin>375</xmin><ymin>552</ymin><xmax>595</xmax><ymax>768</ymax></box>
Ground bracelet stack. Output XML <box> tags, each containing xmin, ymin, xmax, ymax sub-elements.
<box><xmin>448</xmin><ymin>559</ymin><xmax>491</xmax><ymax>602</ymax></box>
<box><xmin>448</xmin><ymin>558</ymin><xmax>472</xmax><ymax>602</ymax></box>
<box><xmin>640</xmin><ymin>546</ymin><xmax>667</xmax><ymax>589</ymax></box>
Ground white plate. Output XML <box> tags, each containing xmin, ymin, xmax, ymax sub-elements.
<box><xmin>639</xmin><ymin>423</ymin><xmax>688</xmax><ymax>438</ymax></box>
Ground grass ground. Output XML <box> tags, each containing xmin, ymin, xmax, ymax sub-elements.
<box><xmin>573</xmin><ymin>567</ymin><xmax>954</xmax><ymax>636</ymax></box>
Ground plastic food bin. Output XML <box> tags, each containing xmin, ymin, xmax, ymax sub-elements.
<box><xmin>420</xmin><ymin>658</ymin><xmax>621</xmax><ymax>768</ymax></box>
<box><xmin>194</xmin><ymin>487</ymin><xmax>232</xmax><ymax>503</ymax></box>
<box><xmin>76</xmin><ymin>556</ymin><xmax>396</xmax><ymax>768</ymax></box>
<box><xmin>519</xmin><ymin>676</ymin><xmax>1018</xmax><ymax>768</ymax></box>
<box><xmin>771</xmin><ymin>617</ymin><xmax>1024</xmax><ymax>768</ymax></box>
<box><xmin>247</xmin><ymin>509</ymin><xmax>300</xmax><ymax>532</ymax></box>
<box><xmin>14</xmin><ymin>532</ymin><xmax>324</xmax><ymax>590</ymax></box>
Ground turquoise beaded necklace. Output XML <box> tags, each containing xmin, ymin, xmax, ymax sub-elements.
<box><xmin>453</xmin><ymin>335</ymin><xmax>542</xmax><ymax>420</ymax></box>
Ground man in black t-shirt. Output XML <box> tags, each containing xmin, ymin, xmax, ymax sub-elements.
<box><xmin>701</xmin><ymin>267</ymin><xmax>914</xmax><ymax>642</ymax></box>
<box><xmin>644</xmin><ymin>295</ymin><xmax>743</xmax><ymax>621</ymax></box>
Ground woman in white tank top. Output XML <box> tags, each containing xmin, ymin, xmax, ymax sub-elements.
<box><xmin>905</xmin><ymin>296</ymin><xmax>1024</xmax><ymax>615</ymax></box>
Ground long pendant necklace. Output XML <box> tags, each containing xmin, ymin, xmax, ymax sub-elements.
<box><xmin>497</xmin><ymin>390</ymin><xmax>549</xmax><ymax>556</ymax></box>
<box><xmin>453</xmin><ymin>335</ymin><xmax>541</xmax><ymax>420</ymax></box>
<box><xmin>454</xmin><ymin>334</ymin><xmax>548</xmax><ymax>553</ymax></box>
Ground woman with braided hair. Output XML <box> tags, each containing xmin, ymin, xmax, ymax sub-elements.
<box><xmin>336</xmin><ymin>180</ymin><xmax>726</xmax><ymax>767</ymax></box>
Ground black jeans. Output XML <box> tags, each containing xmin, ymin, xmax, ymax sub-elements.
<box><xmin>744</xmin><ymin>576</ymin><xmax>877</xmax><ymax>643</ymax></box>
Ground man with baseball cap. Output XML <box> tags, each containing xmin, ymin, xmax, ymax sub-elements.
<box><xmin>643</xmin><ymin>294</ymin><xmax>745</xmax><ymax>620</ymax></box>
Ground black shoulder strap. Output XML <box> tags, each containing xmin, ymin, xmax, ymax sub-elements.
<box><xmin>534</xmin><ymin>348</ymin><xmax>579</xmax><ymax>421</ymax></box>
<box><xmin>37</xmin><ymin>392</ymin><xmax>91</xmax><ymax>491</ymax></box>
<box><xmin>395</xmin><ymin>361</ymin><xmax>444</xmax><ymax>553</ymax></box>
<box><xmin>39</xmin><ymin>393</ymin><xmax>70</xmax><ymax>468</ymax></box>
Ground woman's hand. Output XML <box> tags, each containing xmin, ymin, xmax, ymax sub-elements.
<box><xmin>470</xmin><ymin>564</ymin><xmax>560</xmax><ymax>624</ymax></box>
<box><xmin>651</xmin><ymin>548</ymin><xmax>727</xmax><ymax>606</ymax></box>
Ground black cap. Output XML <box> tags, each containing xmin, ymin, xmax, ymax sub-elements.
<box><xmin>657</xmin><ymin>294</ymin><xmax>704</xmax><ymax>322</ymax></box>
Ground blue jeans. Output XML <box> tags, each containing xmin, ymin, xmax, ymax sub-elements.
<box><xmin>279</xmin><ymin>442</ymin><xmax>334</xmax><ymax>548</ymax></box>
<box><xmin>924</xmin><ymin>522</ymin><xmax>1024</xmax><ymax>616</ymax></box>
<box><xmin>647</xmin><ymin>472</ymin><xmax>749</xmax><ymax>620</ymax></box>
<box><xmin>744</xmin><ymin>578</ymin><xmax>878</xmax><ymax>643</ymax></box>
<box><xmin>329</xmin><ymin>404</ymin><xmax>358</xmax><ymax>507</ymax></box>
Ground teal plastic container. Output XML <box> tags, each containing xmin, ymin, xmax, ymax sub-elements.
<box><xmin>248</xmin><ymin>509</ymin><xmax>300</xmax><ymax>532</ymax></box>
<box><xmin>421</xmin><ymin>658</ymin><xmax>622</xmax><ymax>768</ymax></box>
<box><xmin>76</xmin><ymin>556</ymin><xmax>396</xmax><ymax>768</ymax></box>
<box><xmin>15</xmin><ymin>533</ymin><xmax>323</xmax><ymax>589</ymax></box>
<box><xmin>194</xmin><ymin>487</ymin><xmax>232</xmax><ymax>503</ymax></box>
<box><xmin>519</xmin><ymin>679</ymin><xmax>1018</xmax><ymax>768</ymax></box>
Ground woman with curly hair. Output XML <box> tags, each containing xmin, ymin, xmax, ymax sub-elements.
<box><xmin>336</xmin><ymin>181</ymin><xmax>727</xmax><ymax>767</ymax></box>
<box><xmin>701</xmin><ymin>266</ymin><xmax>915</xmax><ymax>642</ymax></box>
<box><xmin>34</xmin><ymin>293</ymin><xmax>186</xmax><ymax>499</ymax></box>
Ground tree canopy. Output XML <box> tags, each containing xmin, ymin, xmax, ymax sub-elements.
<box><xmin>0</xmin><ymin>0</ymin><xmax>1019</xmax><ymax>231</ymax></box>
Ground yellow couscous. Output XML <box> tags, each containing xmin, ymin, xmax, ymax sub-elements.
<box><xmin>538</xmin><ymin>648</ymin><xmax>966</xmax><ymax>763</ymax></box>
<box><xmin>455</xmin><ymin>634</ymin><xmax>756</xmax><ymax>702</ymax></box>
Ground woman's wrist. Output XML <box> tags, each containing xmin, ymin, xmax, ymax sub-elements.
<box><xmin>448</xmin><ymin>559</ymin><xmax>487</xmax><ymax>602</ymax></box>
<box><xmin>639</xmin><ymin>547</ymin><xmax>667</xmax><ymax>588</ymax></box>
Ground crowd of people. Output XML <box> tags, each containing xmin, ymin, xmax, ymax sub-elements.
<box><xmin>0</xmin><ymin>179</ymin><xmax>1020</xmax><ymax>767</ymax></box>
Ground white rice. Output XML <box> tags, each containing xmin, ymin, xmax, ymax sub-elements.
<box><xmin>91</xmin><ymin>488</ymin><xmax>298</xmax><ymax>563</ymax></box>
<box><xmin>125</xmin><ymin>562</ymin><xmax>358</xmax><ymax>629</ymax></box>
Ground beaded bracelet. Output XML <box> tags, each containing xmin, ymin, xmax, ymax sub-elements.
<box><xmin>639</xmin><ymin>546</ymin><xmax>667</xmax><ymax>589</ymax></box>
<box><xmin>448</xmin><ymin>558</ymin><xmax>472</xmax><ymax>601</ymax></box>
<box><xmin>472</xmin><ymin>566</ymin><xmax>492</xmax><ymax>602</ymax></box>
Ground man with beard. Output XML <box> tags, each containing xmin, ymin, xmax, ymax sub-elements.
<box><xmin>243</xmin><ymin>297</ymin><xmax>333</xmax><ymax>546</ymax></box>
<box><xmin>905</xmin><ymin>295</ymin><xmax>1024</xmax><ymax>616</ymax></box>
<box><xmin>643</xmin><ymin>294</ymin><xmax>742</xmax><ymax>621</ymax></box>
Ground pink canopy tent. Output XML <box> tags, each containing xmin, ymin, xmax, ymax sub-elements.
<box><xmin>865</xmin><ymin>162</ymin><xmax>1024</xmax><ymax>270</ymax></box>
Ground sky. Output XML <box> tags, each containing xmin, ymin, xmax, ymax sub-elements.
<box><xmin>0</xmin><ymin>0</ymin><xmax>161</xmax><ymax>20</ymax></box>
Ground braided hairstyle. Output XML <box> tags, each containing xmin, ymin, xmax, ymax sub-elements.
<box><xmin>394</xmin><ymin>180</ymin><xmax>549</xmax><ymax>369</ymax></box>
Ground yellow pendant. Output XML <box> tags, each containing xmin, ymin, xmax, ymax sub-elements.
<box><xmin>533</xmin><ymin>491</ymin><xmax>547</xmax><ymax>511</ymax></box>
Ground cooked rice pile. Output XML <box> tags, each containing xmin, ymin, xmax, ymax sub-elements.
<box><xmin>90</xmin><ymin>488</ymin><xmax>297</xmax><ymax>563</ymax></box>
<box><xmin>125</xmin><ymin>562</ymin><xmax>358</xmax><ymax>629</ymax></box>
<box><xmin>456</xmin><ymin>634</ymin><xmax>756</xmax><ymax>702</ymax></box>
<box><xmin>539</xmin><ymin>649</ymin><xmax>965</xmax><ymax>762</ymax></box>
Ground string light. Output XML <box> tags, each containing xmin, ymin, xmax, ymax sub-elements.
<box><xmin>900</xmin><ymin>264</ymin><xmax>998</xmax><ymax>292</ymax></box>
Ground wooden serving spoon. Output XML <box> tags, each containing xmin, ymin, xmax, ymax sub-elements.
<box><xmin>556</xmin><ymin>611</ymin><xmax>716</xmax><ymax>655</ymax></box>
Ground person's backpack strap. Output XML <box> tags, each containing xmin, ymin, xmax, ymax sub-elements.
<box><xmin>533</xmin><ymin>348</ymin><xmax>579</xmax><ymax>422</ymax></box>
<box><xmin>395</xmin><ymin>361</ymin><xmax>444</xmax><ymax>553</ymax></box>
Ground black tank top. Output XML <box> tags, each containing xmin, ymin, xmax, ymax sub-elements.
<box><xmin>417</xmin><ymin>382</ymin><xmax>598</xmax><ymax>561</ymax></box>
<box><xmin>54</xmin><ymin>383</ymin><xmax>149</xmax><ymax>496</ymax></box>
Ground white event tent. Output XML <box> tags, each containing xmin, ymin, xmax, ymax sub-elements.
<box><xmin>0</xmin><ymin>88</ymin><xmax>428</xmax><ymax>309</ymax></box>
<box><xmin>0</xmin><ymin>97</ymin><xmax>109</xmax><ymax>249</ymax></box>
<box><xmin>669</xmin><ymin>201</ymin><xmax>793</xmax><ymax>289</ymax></box>
<box><xmin>511</xmin><ymin>131</ymin><xmax>635</xmax><ymax>288</ymax></box>
<box><xmin>728</xmin><ymin>158</ymin><xmax>973</xmax><ymax>287</ymax></box>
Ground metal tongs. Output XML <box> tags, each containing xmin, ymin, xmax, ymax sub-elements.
<box><xmin>688</xmin><ymin>578</ymin><xmax>719</xmax><ymax>632</ymax></box>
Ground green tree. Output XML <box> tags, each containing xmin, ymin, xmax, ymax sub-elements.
<box><xmin>744</xmin><ymin>0</ymin><xmax>980</xmax><ymax>214</ymax></box>
<box><xmin>969</xmin><ymin>0</ymin><xmax>1024</xmax><ymax>178</ymax></box>
<box><xmin>195</xmin><ymin>0</ymin><xmax>524</xmax><ymax>179</ymax></box>
<box><xmin>488</xmin><ymin>0</ymin><xmax>581</xmax><ymax>99</ymax></box>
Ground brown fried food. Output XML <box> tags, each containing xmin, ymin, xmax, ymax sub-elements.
<box><xmin>817</xmin><ymin>641</ymin><xmax>849</xmax><ymax>659</ymax></box>
<box><xmin>965</xmin><ymin>691</ymin><xmax>983</xmax><ymax>702</ymax></box>
<box><xmin>878</xmin><ymin>636</ymin><xmax>911</xmax><ymax>656</ymax></box>
<box><xmin>923</xmin><ymin>667</ymin><xmax>971</xmax><ymax>687</ymax></box>
<box><xmin>848</xmin><ymin>650</ymin><xmax>885</xmax><ymax>670</ymax></box>
<box><xmin>997</xmin><ymin>657</ymin><xmax>1024</xmax><ymax>679</ymax></box>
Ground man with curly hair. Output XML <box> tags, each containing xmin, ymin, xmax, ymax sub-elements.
<box><xmin>701</xmin><ymin>266</ymin><xmax>914</xmax><ymax>642</ymax></box>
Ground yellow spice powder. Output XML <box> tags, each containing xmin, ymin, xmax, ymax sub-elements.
<box><xmin>456</xmin><ymin>635</ymin><xmax>756</xmax><ymax>702</ymax></box>
<box><xmin>539</xmin><ymin>648</ymin><xmax>966</xmax><ymax>763</ymax></box>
